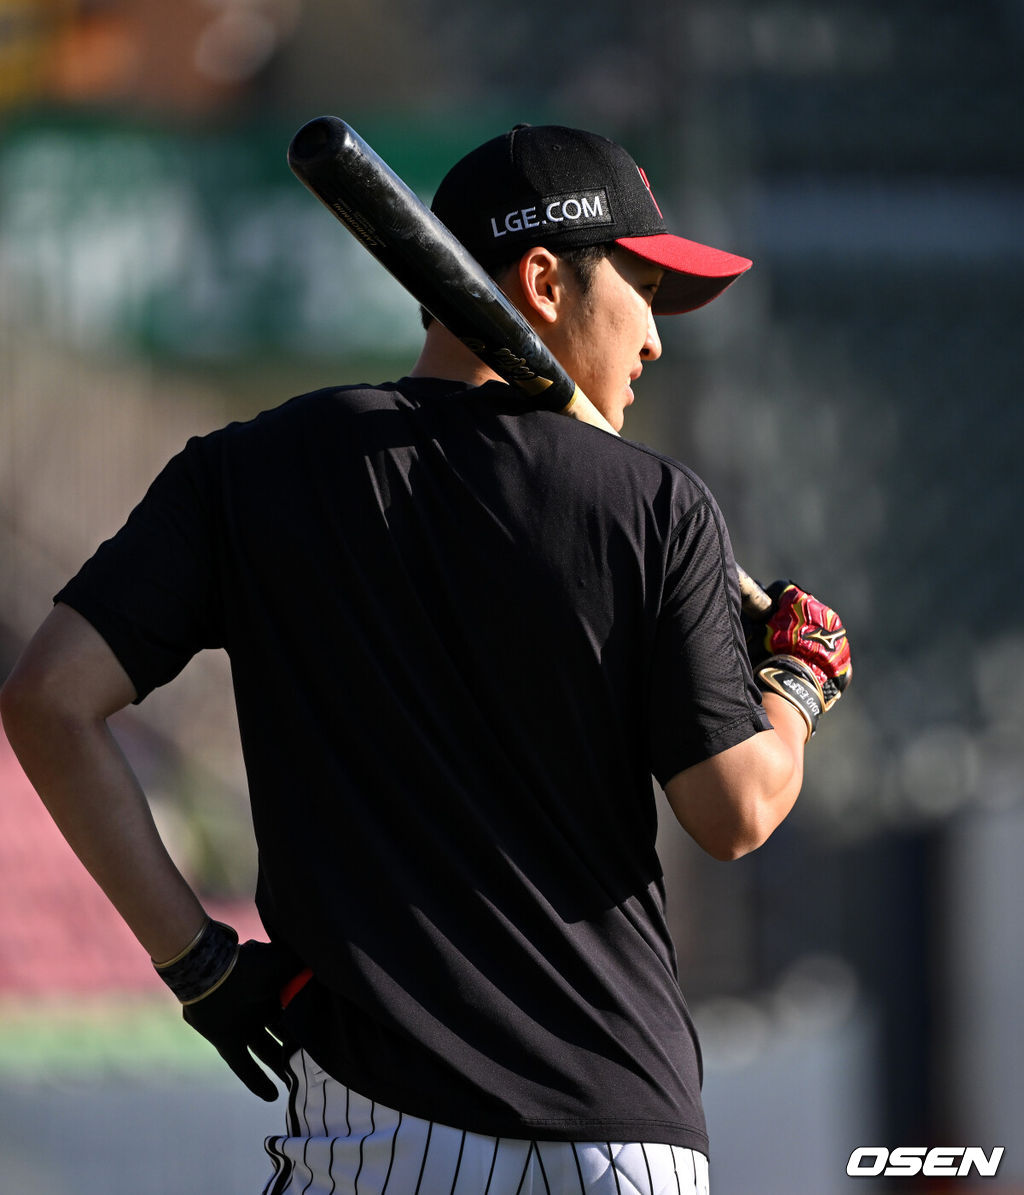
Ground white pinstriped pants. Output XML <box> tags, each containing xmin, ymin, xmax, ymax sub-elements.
<box><xmin>262</xmin><ymin>1049</ymin><xmax>710</xmax><ymax>1195</ymax></box>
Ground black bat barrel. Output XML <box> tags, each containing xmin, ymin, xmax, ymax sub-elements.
<box><xmin>287</xmin><ymin>116</ymin><xmax>574</xmax><ymax>409</ymax></box>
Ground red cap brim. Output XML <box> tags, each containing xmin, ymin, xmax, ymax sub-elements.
<box><xmin>616</xmin><ymin>233</ymin><xmax>753</xmax><ymax>314</ymax></box>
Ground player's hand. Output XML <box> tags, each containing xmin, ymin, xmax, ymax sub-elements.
<box><xmin>745</xmin><ymin>580</ymin><xmax>852</xmax><ymax>739</ymax></box>
<box><xmin>181</xmin><ymin>937</ymin><xmax>300</xmax><ymax>1101</ymax></box>
<box><xmin>154</xmin><ymin>921</ymin><xmax>301</xmax><ymax>1101</ymax></box>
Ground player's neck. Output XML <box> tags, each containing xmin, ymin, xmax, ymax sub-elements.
<box><xmin>408</xmin><ymin>323</ymin><xmax>504</xmax><ymax>386</ymax></box>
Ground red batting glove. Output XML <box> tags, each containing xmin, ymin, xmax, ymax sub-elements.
<box><xmin>750</xmin><ymin>581</ymin><xmax>852</xmax><ymax>740</ymax></box>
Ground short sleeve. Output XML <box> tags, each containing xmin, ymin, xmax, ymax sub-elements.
<box><xmin>647</xmin><ymin>494</ymin><xmax>771</xmax><ymax>784</ymax></box>
<box><xmin>55</xmin><ymin>437</ymin><xmax>223</xmax><ymax>702</ymax></box>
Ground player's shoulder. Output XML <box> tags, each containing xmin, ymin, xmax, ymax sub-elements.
<box><xmin>620</xmin><ymin>433</ymin><xmax>715</xmax><ymax>495</ymax></box>
<box><xmin>196</xmin><ymin>381</ymin><xmax>405</xmax><ymax>447</ymax></box>
<box><xmin>552</xmin><ymin>415</ymin><xmax>722</xmax><ymax>513</ymax></box>
<box><xmin>254</xmin><ymin>380</ymin><xmax>406</xmax><ymax>422</ymax></box>
<box><xmin>232</xmin><ymin>378</ymin><xmax>470</xmax><ymax>427</ymax></box>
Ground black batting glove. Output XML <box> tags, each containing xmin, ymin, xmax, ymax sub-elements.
<box><xmin>154</xmin><ymin>921</ymin><xmax>301</xmax><ymax>1101</ymax></box>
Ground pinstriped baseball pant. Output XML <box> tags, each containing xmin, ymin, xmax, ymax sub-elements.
<box><xmin>262</xmin><ymin>1049</ymin><xmax>711</xmax><ymax>1195</ymax></box>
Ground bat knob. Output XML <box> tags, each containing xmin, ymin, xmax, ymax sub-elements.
<box><xmin>288</xmin><ymin>116</ymin><xmax>344</xmax><ymax>165</ymax></box>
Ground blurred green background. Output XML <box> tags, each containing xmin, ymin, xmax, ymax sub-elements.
<box><xmin>1</xmin><ymin>2</ymin><xmax>1022</xmax><ymax>1192</ymax></box>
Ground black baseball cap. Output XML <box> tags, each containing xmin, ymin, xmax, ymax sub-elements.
<box><xmin>431</xmin><ymin>124</ymin><xmax>752</xmax><ymax>315</ymax></box>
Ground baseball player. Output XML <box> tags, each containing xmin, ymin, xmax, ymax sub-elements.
<box><xmin>1</xmin><ymin>123</ymin><xmax>851</xmax><ymax>1193</ymax></box>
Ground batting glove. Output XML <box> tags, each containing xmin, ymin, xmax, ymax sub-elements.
<box><xmin>154</xmin><ymin>920</ymin><xmax>299</xmax><ymax>1101</ymax></box>
<box><xmin>745</xmin><ymin>580</ymin><xmax>852</xmax><ymax>740</ymax></box>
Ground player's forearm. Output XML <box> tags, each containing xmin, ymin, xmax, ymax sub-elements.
<box><xmin>754</xmin><ymin>691</ymin><xmax>807</xmax><ymax>819</ymax></box>
<box><xmin>2</xmin><ymin>604</ymin><xmax>208</xmax><ymax>961</ymax></box>
<box><xmin>714</xmin><ymin>721</ymin><xmax>803</xmax><ymax>859</ymax></box>
<box><xmin>1</xmin><ymin>695</ymin><xmax>206</xmax><ymax>963</ymax></box>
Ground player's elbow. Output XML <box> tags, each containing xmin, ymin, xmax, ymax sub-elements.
<box><xmin>0</xmin><ymin>665</ymin><xmax>59</xmax><ymax>754</ymax></box>
<box><xmin>677</xmin><ymin>790</ymin><xmax>782</xmax><ymax>861</ymax></box>
<box><xmin>663</xmin><ymin>729</ymin><xmax>803</xmax><ymax>862</ymax></box>
<box><xmin>2</xmin><ymin>605</ymin><xmax>137</xmax><ymax>738</ymax></box>
<box><xmin>698</xmin><ymin>809</ymin><xmax>780</xmax><ymax>862</ymax></box>
<box><xmin>0</xmin><ymin>669</ymin><xmax>33</xmax><ymax>738</ymax></box>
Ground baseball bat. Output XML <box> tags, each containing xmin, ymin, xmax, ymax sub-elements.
<box><xmin>286</xmin><ymin>115</ymin><xmax>772</xmax><ymax>618</ymax></box>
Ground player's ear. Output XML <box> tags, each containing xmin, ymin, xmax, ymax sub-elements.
<box><xmin>514</xmin><ymin>247</ymin><xmax>565</xmax><ymax>326</ymax></box>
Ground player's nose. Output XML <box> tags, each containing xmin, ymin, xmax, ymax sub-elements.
<box><xmin>641</xmin><ymin>310</ymin><xmax>662</xmax><ymax>361</ymax></box>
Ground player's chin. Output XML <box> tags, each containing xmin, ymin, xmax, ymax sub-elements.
<box><xmin>615</xmin><ymin>387</ymin><xmax>635</xmax><ymax>430</ymax></box>
<box><xmin>590</xmin><ymin>388</ymin><xmax>630</xmax><ymax>433</ymax></box>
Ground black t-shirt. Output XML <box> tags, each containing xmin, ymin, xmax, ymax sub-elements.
<box><xmin>56</xmin><ymin>378</ymin><xmax>770</xmax><ymax>1152</ymax></box>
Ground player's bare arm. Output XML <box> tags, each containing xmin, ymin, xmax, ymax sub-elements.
<box><xmin>667</xmin><ymin>578</ymin><xmax>852</xmax><ymax>861</ymax></box>
<box><xmin>664</xmin><ymin>694</ymin><xmax>806</xmax><ymax>861</ymax></box>
<box><xmin>0</xmin><ymin>602</ymin><xmax>208</xmax><ymax>962</ymax></box>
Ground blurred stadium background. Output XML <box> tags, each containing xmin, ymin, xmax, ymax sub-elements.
<box><xmin>1</xmin><ymin>1</ymin><xmax>1022</xmax><ymax>1192</ymax></box>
